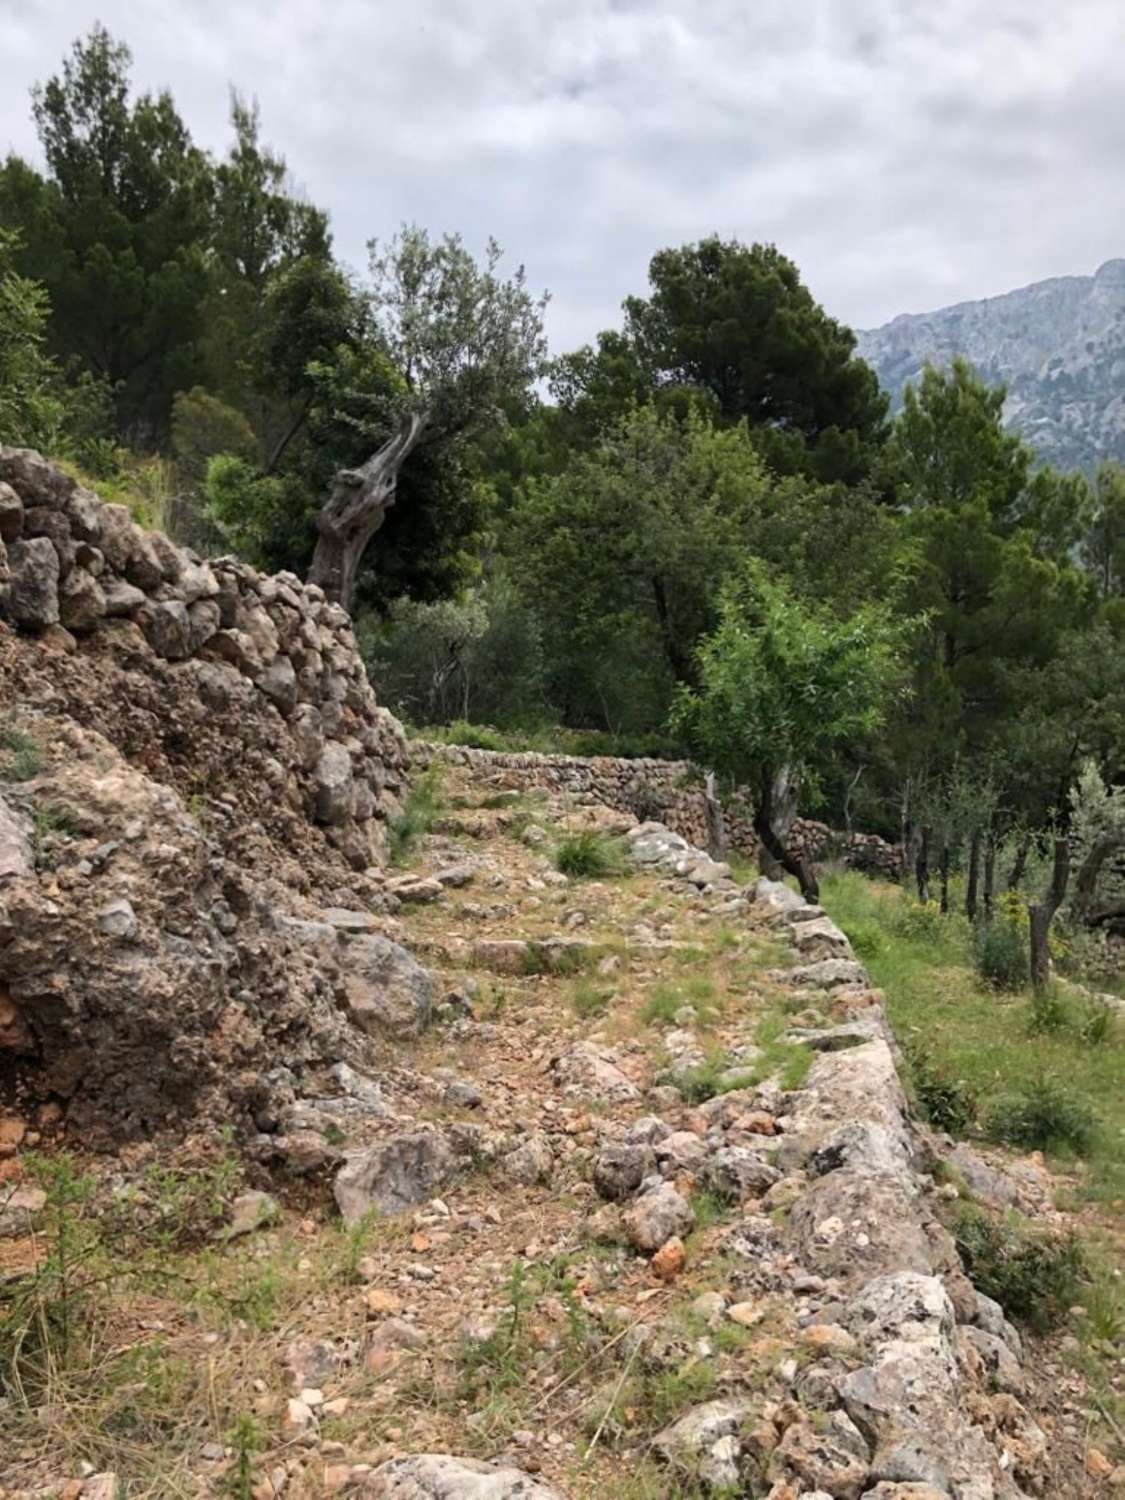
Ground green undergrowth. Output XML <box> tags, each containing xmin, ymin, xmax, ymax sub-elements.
<box><xmin>388</xmin><ymin>765</ymin><xmax>445</xmax><ymax>865</ymax></box>
<box><xmin>820</xmin><ymin>872</ymin><xmax>1125</xmax><ymax>1203</ymax></box>
<box><xmin>418</xmin><ymin>720</ymin><xmax>687</xmax><ymax>761</ymax></box>
<box><xmin>554</xmin><ymin>830</ymin><xmax>628</xmax><ymax>879</ymax></box>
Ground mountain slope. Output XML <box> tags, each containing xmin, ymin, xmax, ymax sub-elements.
<box><xmin>857</xmin><ymin>258</ymin><xmax>1125</xmax><ymax>471</ymax></box>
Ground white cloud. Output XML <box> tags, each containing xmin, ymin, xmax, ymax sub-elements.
<box><xmin>2</xmin><ymin>0</ymin><xmax>1123</xmax><ymax>351</ymax></box>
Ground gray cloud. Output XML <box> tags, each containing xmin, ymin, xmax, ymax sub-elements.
<box><xmin>2</xmin><ymin>0</ymin><xmax>1123</xmax><ymax>352</ymax></box>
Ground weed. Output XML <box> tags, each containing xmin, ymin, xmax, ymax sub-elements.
<box><xmin>889</xmin><ymin>898</ymin><xmax>946</xmax><ymax>943</ymax></box>
<box><xmin>1078</xmin><ymin>1001</ymin><xmax>1115</xmax><ymax>1047</ymax></box>
<box><xmin>0</xmin><ymin>721</ymin><xmax>41</xmax><ymax>781</ymax></box>
<box><xmin>388</xmin><ymin>767</ymin><xmax>445</xmax><ymax>866</ymax></box>
<box><xmin>689</xmin><ymin>1189</ymin><xmax>730</xmax><ymax>1230</ymax></box>
<box><xmin>29</xmin><ymin>803</ymin><xmax>82</xmax><ymax>868</ymax></box>
<box><xmin>226</xmin><ymin>1413</ymin><xmax>261</xmax><ymax>1499</ymax></box>
<box><xmin>442</xmin><ymin>720</ymin><xmax>508</xmax><ymax>751</ymax></box>
<box><xmin>572</xmin><ymin>979</ymin><xmax>614</xmax><ymax>1019</ymax></box>
<box><xmin>986</xmin><ymin>1078</ymin><xmax>1098</xmax><ymax>1156</ymax></box>
<box><xmin>953</xmin><ymin>1206</ymin><xmax>1086</xmax><ymax>1331</ymax></box>
<box><xmin>1027</xmin><ymin>984</ymin><xmax>1070</xmax><ymax>1035</ymax></box>
<box><xmin>661</xmin><ymin>1056</ymin><xmax>728</xmax><ymax>1104</ymax></box>
<box><xmin>904</xmin><ymin>1041</ymin><xmax>979</xmax><ymax>1134</ymax></box>
<box><xmin>554</xmin><ymin>830</ymin><xmax>627</xmax><ymax>879</ymax></box>
<box><xmin>642</xmin><ymin>978</ymin><xmax>716</xmax><ymax>1027</ymax></box>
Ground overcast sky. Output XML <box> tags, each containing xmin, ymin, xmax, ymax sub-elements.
<box><xmin>2</xmin><ymin>0</ymin><xmax>1123</xmax><ymax>354</ymax></box>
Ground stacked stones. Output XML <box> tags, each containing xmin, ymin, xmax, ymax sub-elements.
<box><xmin>418</xmin><ymin>742</ymin><xmax>902</xmax><ymax>878</ymax></box>
<box><xmin>0</xmin><ymin>447</ymin><xmax>407</xmax><ymax>863</ymax></box>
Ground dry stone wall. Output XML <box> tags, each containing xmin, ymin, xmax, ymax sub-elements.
<box><xmin>416</xmin><ymin>742</ymin><xmax>902</xmax><ymax>878</ymax></box>
<box><xmin>0</xmin><ymin>446</ymin><xmax>408</xmax><ymax>868</ymax></box>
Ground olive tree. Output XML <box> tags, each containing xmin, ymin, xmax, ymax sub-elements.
<box><xmin>672</xmin><ymin>562</ymin><xmax>911</xmax><ymax>899</ymax></box>
<box><xmin>308</xmin><ymin>227</ymin><xmax>546</xmax><ymax>608</ymax></box>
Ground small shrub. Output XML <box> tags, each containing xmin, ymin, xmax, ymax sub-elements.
<box><xmin>905</xmin><ymin>1043</ymin><xmax>978</xmax><ymax>1134</ymax></box>
<box><xmin>973</xmin><ymin>918</ymin><xmax>1028</xmax><ymax>991</ymax></box>
<box><xmin>642</xmin><ymin>979</ymin><xmax>716</xmax><ymax>1027</ymax></box>
<box><xmin>953</xmin><ymin>1206</ymin><xmax>1086</xmax><ymax>1331</ymax></box>
<box><xmin>443</xmin><ymin>720</ymin><xmax>508</xmax><ymax>752</ymax></box>
<box><xmin>0</xmin><ymin>722</ymin><xmax>42</xmax><ymax>782</ymax></box>
<box><xmin>890</xmin><ymin>899</ymin><xmax>946</xmax><ymax>943</ymax></box>
<box><xmin>986</xmin><ymin>1078</ymin><xmax>1098</xmax><ymax>1156</ymax></box>
<box><xmin>553</xmin><ymin>831</ymin><xmax>626</xmax><ymax>879</ymax></box>
<box><xmin>388</xmin><ymin>767</ymin><xmax>445</xmax><ymax>865</ymax></box>
<box><xmin>1078</xmin><ymin>1000</ymin><xmax>1114</xmax><ymax>1047</ymax></box>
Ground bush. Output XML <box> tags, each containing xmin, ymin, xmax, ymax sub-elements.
<box><xmin>1027</xmin><ymin>984</ymin><xmax>1070</xmax><ymax>1035</ymax></box>
<box><xmin>986</xmin><ymin>1078</ymin><xmax>1098</xmax><ymax>1156</ymax></box>
<box><xmin>905</xmin><ymin>1043</ymin><xmax>978</xmax><ymax>1134</ymax></box>
<box><xmin>553</xmin><ymin>831</ymin><xmax>627</xmax><ymax>879</ymax></box>
<box><xmin>443</xmin><ymin>720</ymin><xmax>508</xmax><ymax>752</ymax></box>
<box><xmin>0</xmin><ymin>722</ymin><xmax>41</xmax><ymax>782</ymax></box>
<box><xmin>890</xmin><ymin>899</ymin><xmax>947</xmax><ymax>943</ymax></box>
<box><xmin>571</xmin><ymin>980</ymin><xmax>613</xmax><ymax>1019</ymax></box>
<box><xmin>973</xmin><ymin>918</ymin><xmax>1027</xmax><ymax>991</ymax></box>
<box><xmin>953</xmin><ymin>1206</ymin><xmax>1086</xmax><ymax>1331</ymax></box>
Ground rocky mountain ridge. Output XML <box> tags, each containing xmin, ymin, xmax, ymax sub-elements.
<box><xmin>856</xmin><ymin>259</ymin><xmax>1125</xmax><ymax>472</ymax></box>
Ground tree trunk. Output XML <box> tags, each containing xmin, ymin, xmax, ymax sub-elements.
<box><xmin>1029</xmin><ymin>836</ymin><xmax>1070</xmax><ymax>991</ymax></box>
<box><xmin>982</xmin><ymin>834</ymin><xmax>996</xmax><ymax>921</ymax></box>
<box><xmin>917</xmin><ymin>826</ymin><xmax>931</xmax><ymax>904</ymax></box>
<box><xmin>965</xmin><ymin>828</ymin><xmax>982</xmax><ymax>922</ymax></box>
<box><xmin>1073</xmin><ymin>832</ymin><xmax>1125</xmax><ymax>921</ymax></box>
<box><xmin>307</xmin><ymin>409</ymin><xmax>429</xmax><ymax>608</ymax></box>
<box><xmin>755</xmin><ymin>767</ymin><xmax>818</xmax><ymax>902</ymax></box>
<box><xmin>1006</xmin><ymin>834</ymin><xmax>1030</xmax><ymax>891</ymax></box>
<box><xmin>939</xmin><ymin>840</ymin><xmax>950</xmax><ymax>914</ymax></box>
<box><xmin>651</xmin><ymin>576</ymin><xmax>692</xmax><ymax>685</ymax></box>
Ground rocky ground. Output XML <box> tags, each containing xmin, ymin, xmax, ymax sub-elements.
<box><xmin>0</xmin><ymin>762</ymin><xmax>1120</xmax><ymax>1499</ymax></box>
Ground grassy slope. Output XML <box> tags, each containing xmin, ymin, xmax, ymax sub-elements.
<box><xmin>820</xmin><ymin>871</ymin><xmax>1125</xmax><ymax>1206</ymax></box>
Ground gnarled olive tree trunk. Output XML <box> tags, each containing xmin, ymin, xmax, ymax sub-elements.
<box><xmin>755</xmin><ymin>765</ymin><xmax>818</xmax><ymax>902</ymax></box>
<box><xmin>1029</xmin><ymin>837</ymin><xmax>1070</xmax><ymax>991</ymax></box>
<box><xmin>307</xmin><ymin>410</ymin><xmax>429</xmax><ymax>609</ymax></box>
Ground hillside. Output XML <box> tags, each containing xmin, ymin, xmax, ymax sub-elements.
<box><xmin>856</xmin><ymin>259</ymin><xmax>1125</xmax><ymax>471</ymax></box>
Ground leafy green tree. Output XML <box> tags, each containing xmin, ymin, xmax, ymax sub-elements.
<box><xmin>623</xmin><ymin>238</ymin><xmax>887</xmax><ymax>481</ymax></box>
<box><xmin>672</xmin><ymin>561</ymin><xmax>911</xmax><ymax>898</ymax></box>
<box><xmin>513</xmin><ymin>404</ymin><xmax>781</xmax><ymax>725</ymax></box>
<box><xmin>0</xmin><ymin>229</ymin><xmax>64</xmax><ymax>448</ymax></box>
<box><xmin>0</xmin><ymin>26</ymin><xmax>214</xmax><ymax>440</ymax></box>
<box><xmin>886</xmin><ymin>360</ymin><xmax>1092</xmax><ymax>778</ymax></box>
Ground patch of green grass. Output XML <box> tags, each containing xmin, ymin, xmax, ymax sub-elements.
<box><xmin>973</xmin><ymin>917</ymin><xmax>1028</xmax><ymax>991</ymax></box>
<box><xmin>388</xmin><ymin>766</ymin><xmax>445</xmax><ymax>866</ymax></box>
<box><xmin>0</xmin><ymin>721</ymin><xmax>42</xmax><ymax>781</ymax></box>
<box><xmin>553</xmin><ymin>830</ymin><xmax>627</xmax><ymax>879</ymax></box>
<box><xmin>571</xmin><ymin>978</ymin><xmax>614</xmax><ymax>1019</ymax></box>
<box><xmin>641</xmin><ymin>977</ymin><xmax>717</xmax><ymax>1027</ymax></box>
<box><xmin>820</xmin><ymin>871</ymin><xmax>1125</xmax><ymax>1202</ymax></box>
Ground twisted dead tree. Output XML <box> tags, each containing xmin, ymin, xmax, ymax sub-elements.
<box><xmin>307</xmin><ymin>228</ymin><xmax>546</xmax><ymax>610</ymax></box>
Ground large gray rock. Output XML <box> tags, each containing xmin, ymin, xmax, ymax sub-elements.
<box><xmin>592</xmin><ymin>1141</ymin><xmax>654</xmax><ymax>1200</ymax></box>
<box><xmin>334</xmin><ymin>1131</ymin><xmax>460</xmax><ymax>1223</ymax></box>
<box><xmin>774</xmin><ymin>1417</ymin><xmax>870</xmax><ymax>1499</ymax></box>
<box><xmin>703</xmin><ymin>1144</ymin><xmax>781</xmax><ymax>1201</ymax></box>
<box><xmin>339</xmin><ymin>933</ymin><xmax>433</xmax><ymax>1037</ymax></box>
<box><xmin>315</xmin><ymin>740</ymin><xmax>353</xmax><ymax>825</ymax></box>
<box><xmin>6</xmin><ymin>536</ymin><xmax>59</xmax><ymax>626</ymax></box>
<box><xmin>783</xmin><ymin>958</ymin><xmax>869</xmax><ymax>990</ymax></box>
<box><xmin>138</xmin><ymin>599</ymin><xmax>193</xmax><ymax>660</ymax></box>
<box><xmin>791</xmin><ymin>915</ymin><xmax>853</xmax><ymax>959</ymax></box>
<box><xmin>58</xmin><ymin>567</ymin><xmax>107</xmax><ymax>632</ymax></box>
<box><xmin>0</xmin><ymin>794</ymin><xmax>32</xmax><ymax>881</ymax></box>
<box><xmin>0</xmin><ymin>480</ymin><xmax>22</xmax><ymax>542</ymax></box>
<box><xmin>624</xmin><ymin>1181</ymin><xmax>694</xmax><ymax>1252</ymax></box>
<box><xmin>653</xmin><ymin>1398</ymin><xmax>756</xmax><ymax>1490</ymax></box>
<box><xmin>357</xmin><ymin>1454</ymin><xmax>566</xmax><ymax>1499</ymax></box>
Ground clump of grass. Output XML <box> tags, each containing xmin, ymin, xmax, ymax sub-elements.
<box><xmin>1078</xmin><ymin>1000</ymin><xmax>1115</xmax><ymax>1047</ymax></box>
<box><xmin>953</xmin><ymin>1205</ymin><xmax>1087</xmax><ymax>1331</ymax></box>
<box><xmin>0</xmin><ymin>721</ymin><xmax>42</xmax><ymax>781</ymax></box>
<box><xmin>904</xmin><ymin>1041</ymin><xmax>979</xmax><ymax>1134</ymax></box>
<box><xmin>1027</xmin><ymin>983</ymin><xmax>1071</xmax><ymax>1035</ymax></box>
<box><xmin>642</xmin><ymin>977</ymin><xmax>717</xmax><ymax>1027</ymax></box>
<box><xmin>571</xmin><ymin>978</ymin><xmax>614</xmax><ymax>1019</ymax></box>
<box><xmin>388</xmin><ymin>767</ymin><xmax>444</xmax><ymax>866</ymax></box>
<box><xmin>973</xmin><ymin>918</ymin><xmax>1028</xmax><ymax>991</ymax></box>
<box><xmin>841</xmin><ymin>919</ymin><xmax>888</xmax><ymax>961</ymax></box>
<box><xmin>986</xmin><ymin>1077</ymin><xmax>1098</xmax><ymax>1156</ymax></box>
<box><xmin>553</xmin><ymin>830</ymin><xmax>627</xmax><ymax>879</ymax></box>
<box><xmin>888</xmin><ymin>898</ymin><xmax>947</xmax><ymax>943</ymax></box>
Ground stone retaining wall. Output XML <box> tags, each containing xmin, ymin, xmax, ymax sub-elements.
<box><xmin>415</xmin><ymin>741</ymin><xmax>901</xmax><ymax>878</ymax></box>
<box><xmin>0</xmin><ymin>446</ymin><xmax>407</xmax><ymax>867</ymax></box>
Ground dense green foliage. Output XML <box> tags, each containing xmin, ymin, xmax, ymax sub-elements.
<box><xmin>3</xmin><ymin>26</ymin><xmax>1124</xmax><ymax>882</ymax></box>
